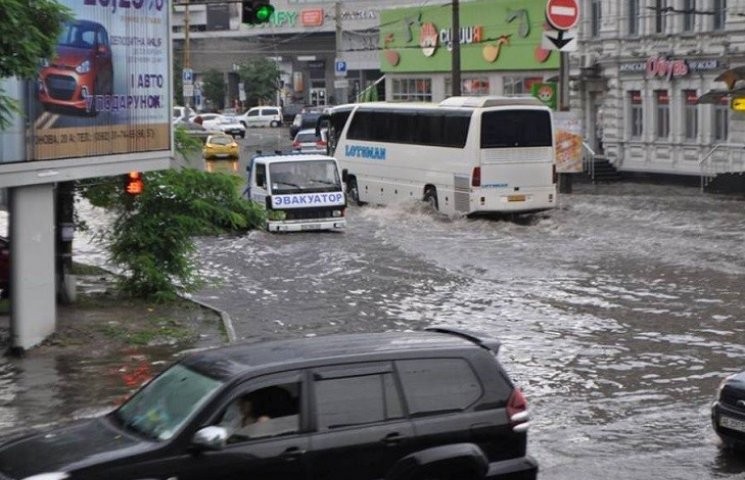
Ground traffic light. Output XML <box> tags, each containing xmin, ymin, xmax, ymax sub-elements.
<box><xmin>124</xmin><ymin>171</ymin><xmax>144</xmax><ymax>195</ymax></box>
<box><xmin>242</xmin><ymin>0</ymin><xmax>274</xmax><ymax>24</ymax></box>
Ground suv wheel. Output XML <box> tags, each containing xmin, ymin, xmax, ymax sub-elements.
<box><xmin>270</xmin><ymin>120</ymin><xmax>280</xmax><ymax>127</ymax></box>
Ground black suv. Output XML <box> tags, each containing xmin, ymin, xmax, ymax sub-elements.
<box><xmin>0</xmin><ymin>328</ymin><xmax>537</xmax><ymax>480</ymax></box>
<box><xmin>712</xmin><ymin>371</ymin><xmax>745</xmax><ymax>450</ymax></box>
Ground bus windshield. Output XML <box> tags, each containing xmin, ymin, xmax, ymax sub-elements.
<box><xmin>480</xmin><ymin>110</ymin><xmax>552</xmax><ymax>148</ymax></box>
<box><xmin>269</xmin><ymin>160</ymin><xmax>341</xmax><ymax>194</ymax></box>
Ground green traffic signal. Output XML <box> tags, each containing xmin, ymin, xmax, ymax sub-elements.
<box><xmin>242</xmin><ymin>1</ymin><xmax>274</xmax><ymax>24</ymax></box>
<box><xmin>255</xmin><ymin>4</ymin><xmax>274</xmax><ymax>23</ymax></box>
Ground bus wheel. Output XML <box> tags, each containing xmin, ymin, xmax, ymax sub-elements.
<box><xmin>347</xmin><ymin>177</ymin><xmax>364</xmax><ymax>206</ymax></box>
<box><xmin>423</xmin><ymin>187</ymin><xmax>438</xmax><ymax>211</ymax></box>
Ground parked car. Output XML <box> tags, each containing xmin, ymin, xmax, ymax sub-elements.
<box><xmin>174</xmin><ymin>120</ymin><xmax>218</xmax><ymax>143</ymax></box>
<box><xmin>173</xmin><ymin>105</ymin><xmax>197</xmax><ymax>124</ymax></box>
<box><xmin>37</xmin><ymin>19</ymin><xmax>113</xmax><ymax>115</ymax></box>
<box><xmin>237</xmin><ymin>106</ymin><xmax>283</xmax><ymax>128</ymax></box>
<box><xmin>712</xmin><ymin>371</ymin><xmax>745</xmax><ymax>451</ymax></box>
<box><xmin>292</xmin><ymin>127</ymin><xmax>328</xmax><ymax>154</ymax></box>
<box><xmin>198</xmin><ymin>114</ymin><xmax>246</xmax><ymax>138</ymax></box>
<box><xmin>0</xmin><ymin>328</ymin><xmax>537</xmax><ymax>480</ymax></box>
<box><xmin>281</xmin><ymin>103</ymin><xmax>305</xmax><ymax>124</ymax></box>
<box><xmin>0</xmin><ymin>236</ymin><xmax>9</xmax><ymax>299</ymax></box>
<box><xmin>203</xmin><ymin>134</ymin><xmax>239</xmax><ymax>160</ymax></box>
<box><xmin>289</xmin><ymin>111</ymin><xmax>324</xmax><ymax>139</ymax></box>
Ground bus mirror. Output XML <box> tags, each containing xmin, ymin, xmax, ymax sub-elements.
<box><xmin>341</xmin><ymin>170</ymin><xmax>348</xmax><ymax>182</ymax></box>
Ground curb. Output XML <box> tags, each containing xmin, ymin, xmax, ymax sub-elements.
<box><xmin>183</xmin><ymin>296</ymin><xmax>237</xmax><ymax>344</ymax></box>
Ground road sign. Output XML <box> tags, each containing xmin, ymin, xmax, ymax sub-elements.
<box><xmin>542</xmin><ymin>29</ymin><xmax>578</xmax><ymax>51</ymax></box>
<box><xmin>183</xmin><ymin>84</ymin><xmax>194</xmax><ymax>98</ymax></box>
<box><xmin>334</xmin><ymin>79</ymin><xmax>349</xmax><ymax>89</ymax></box>
<box><xmin>238</xmin><ymin>82</ymin><xmax>246</xmax><ymax>102</ymax></box>
<box><xmin>182</xmin><ymin>68</ymin><xmax>194</xmax><ymax>84</ymax></box>
<box><xmin>335</xmin><ymin>59</ymin><xmax>347</xmax><ymax>77</ymax></box>
<box><xmin>545</xmin><ymin>0</ymin><xmax>579</xmax><ymax>31</ymax></box>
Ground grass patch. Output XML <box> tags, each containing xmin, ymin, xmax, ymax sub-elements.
<box><xmin>98</xmin><ymin>317</ymin><xmax>195</xmax><ymax>346</ymax></box>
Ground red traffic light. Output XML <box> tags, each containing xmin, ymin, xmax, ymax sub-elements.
<box><xmin>125</xmin><ymin>171</ymin><xmax>144</xmax><ymax>195</ymax></box>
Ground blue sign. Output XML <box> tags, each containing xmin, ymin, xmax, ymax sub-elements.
<box><xmin>335</xmin><ymin>60</ymin><xmax>347</xmax><ymax>74</ymax></box>
<box><xmin>182</xmin><ymin>68</ymin><xmax>194</xmax><ymax>83</ymax></box>
<box><xmin>272</xmin><ymin>192</ymin><xmax>345</xmax><ymax>208</ymax></box>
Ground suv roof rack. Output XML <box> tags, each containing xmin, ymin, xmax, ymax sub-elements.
<box><xmin>425</xmin><ymin>327</ymin><xmax>501</xmax><ymax>354</ymax></box>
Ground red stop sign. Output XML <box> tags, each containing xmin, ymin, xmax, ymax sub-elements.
<box><xmin>546</xmin><ymin>0</ymin><xmax>579</xmax><ymax>31</ymax></box>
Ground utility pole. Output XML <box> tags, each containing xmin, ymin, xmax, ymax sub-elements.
<box><xmin>451</xmin><ymin>0</ymin><xmax>461</xmax><ymax>96</ymax></box>
<box><xmin>184</xmin><ymin>0</ymin><xmax>191</xmax><ymax>108</ymax></box>
<box><xmin>334</xmin><ymin>1</ymin><xmax>346</xmax><ymax>105</ymax></box>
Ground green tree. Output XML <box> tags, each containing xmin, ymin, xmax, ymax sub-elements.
<box><xmin>202</xmin><ymin>69</ymin><xmax>226</xmax><ymax>111</ymax></box>
<box><xmin>237</xmin><ymin>57</ymin><xmax>281</xmax><ymax>106</ymax></box>
<box><xmin>173</xmin><ymin>55</ymin><xmax>184</xmax><ymax>107</ymax></box>
<box><xmin>78</xmin><ymin>168</ymin><xmax>265</xmax><ymax>301</ymax></box>
<box><xmin>0</xmin><ymin>0</ymin><xmax>71</xmax><ymax>129</ymax></box>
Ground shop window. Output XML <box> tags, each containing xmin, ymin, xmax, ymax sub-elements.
<box><xmin>713</xmin><ymin>0</ymin><xmax>726</xmax><ymax>30</ymax></box>
<box><xmin>591</xmin><ymin>0</ymin><xmax>601</xmax><ymax>37</ymax></box>
<box><xmin>683</xmin><ymin>90</ymin><xmax>698</xmax><ymax>140</ymax></box>
<box><xmin>392</xmin><ymin>78</ymin><xmax>432</xmax><ymax>102</ymax></box>
<box><xmin>682</xmin><ymin>0</ymin><xmax>695</xmax><ymax>31</ymax></box>
<box><xmin>628</xmin><ymin>0</ymin><xmax>639</xmax><ymax>35</ymax></box>
<box><xmin>445</xmin><ymin>77</ymin><xmax>490</xmax><ymax>97</ymax></box>
<box><xmin>655</xmin><ymin>90</ymin><xmax>670</xmax><ymax>139</ymax></box>
<box><xmin>503</xmin><ymin>77</ymin><xmax>542</xmax><ymax>95</ymax></box>
<box><xmin>629</xmin><ymin>91</ymin><xmax>643</xmax><ymax>139</ymax></box>
<box><xmin>655</xmin><ymin>0</ymin><xmax>667</xmax><ymax>34</ymax></box>
<box><xmin>714</xmin><ymin>98</ymin><xmax>729</xmax><ymax>141</ymax></box>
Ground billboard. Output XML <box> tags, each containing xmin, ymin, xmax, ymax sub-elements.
<box><xmin>29</xmin><ymin>0</ymin><xmax>171</xmax><ymax>161</ymax></box>
<box><xmin>379</xmin><ymin>0</ymin><xmax>560</xmax><ymax>73</ymax></box>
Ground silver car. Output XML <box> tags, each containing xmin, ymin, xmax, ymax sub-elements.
<box><xmin>292</xmin><ymin>128</ymin><xmax>328</xmax><ymax>154</ymax></box>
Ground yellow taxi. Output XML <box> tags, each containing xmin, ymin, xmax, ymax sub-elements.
<box><xmin>202</xmin><ymin>134</ymin><xmax>239</xmax><ymax>160</ymax></box>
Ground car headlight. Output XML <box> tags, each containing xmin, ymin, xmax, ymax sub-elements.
<box><xmin>332</xmin><ymin>209</ymin><xmax>343</xmax><ymax>217</ymax></box>
<box><xmin>268</xmin><ymin>210</ymin><xmax>286</xmax><ymax>221</ymax></box>
<box><xmin>76</xmin><ymin>60</ymin><xmax>91</xmax><ymax>74</ymax></box>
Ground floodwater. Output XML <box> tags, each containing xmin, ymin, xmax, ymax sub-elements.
<box><xmin>193</xmin><ymin>182</ymin><xmax>745</xmax><ymax>479</ymax></box>
<box><xmin>1</xmin><ymin>179</ymin><xmax>745</xmax><ymax>479</ymax></box>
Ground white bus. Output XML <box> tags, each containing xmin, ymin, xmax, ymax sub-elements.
<box><xmin>324</xmin><ymin>96</ymin><xmax>558</xmax><ymax>216</ymax></box>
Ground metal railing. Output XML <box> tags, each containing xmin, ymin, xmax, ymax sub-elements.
<box><xmin>582</xmin><ymin>141</ymin><xmax>596</xmax><ymax>180</ymax></box>
<box><xmin>698</xmin><ymin>143</ymin><xmax>745</xmax><ymax>191</ymax></box>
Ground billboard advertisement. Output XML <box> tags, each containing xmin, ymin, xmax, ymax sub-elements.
<box><xmin>30</xmin><ymin>0</ymin><xmax>171</xmax><ymax>161</ymax></box>
<box><xmin>554</xmin><ymin>111</ymin><xmax>584</xmax><ymax>173</ymax></box>
<box><xmin>379</xmin><ymin>0</ymin><xmax>559</xmax><ymax>73</ymax></box>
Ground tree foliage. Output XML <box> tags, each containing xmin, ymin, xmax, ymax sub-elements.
<box><xmin>78</xmin><ymin>167</ymin><xmax>265</xmax><ymax>301</ymax></box>
<box><xmin>0</xmin><ymin>0</ymin><xmax>71</xmax><ymax>128</ymax></box>
<box><xmin>237</xmin><ymin>57</ymin><xmax>281</xmax><ymax>106</ymax></box>
<box><xmin>201</xmin><ymin>68</ymin><xmax>226</xmax><ymax>111</ymax></box>
<box><xmin>173</xmin><ymin>55</ymin><xmax>184</xmax><ymax>107</ymax></box>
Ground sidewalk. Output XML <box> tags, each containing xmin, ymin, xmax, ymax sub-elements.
<box><xmin>0</xmin><ymin>272</ymin><xmax>230</xmax><ymax>356</ymax></box>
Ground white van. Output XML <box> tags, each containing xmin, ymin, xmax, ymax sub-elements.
<box><xmin>238</xmin><ymin>106</ymin><xmax>283</xmax><ymax>128</ymax></box>
<box><xmin>245</xmin><ymin>153</ymin><xmax>346</xmax><ymax>232</ymax></box>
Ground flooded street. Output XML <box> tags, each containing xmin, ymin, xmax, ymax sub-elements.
<box><xmin>193</xmin><ymin>182</ymin><xmax>745</xmax><ymax>479</ymax></box>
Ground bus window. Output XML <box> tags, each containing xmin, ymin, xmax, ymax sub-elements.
<box><xmin>480</xmin><ymin>110</ymin><xmax>552</xmax><ymax>148</ymax></box>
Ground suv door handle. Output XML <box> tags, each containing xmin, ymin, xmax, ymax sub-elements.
<box><xmin>280</xmin><ymin>446</ymin><xmax>306</xmax><ymax>462</ymax></box>
<box><xmin>382</xmin><ymin>432</ymin><xmax>405</xmax><ymax>445</ymax></box>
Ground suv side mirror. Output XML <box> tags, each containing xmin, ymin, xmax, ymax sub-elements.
<box><xmin>192</xmin><ymin>426</ymin><xmax>228</xmax><ymax>451</ymax></box>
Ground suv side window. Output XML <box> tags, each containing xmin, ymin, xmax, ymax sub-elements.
<box><xmin>248</xmin><ymin>110</ymin><xmax>259</xmax><ymax>117</ymax></box>
<box><xmin>314</xmin><ymin>370</ymin><xmax>402</xmax><ymax>430</ymax></box>
<box><xmin>396</xmin><ymin>358</ymin><xmax>482</xmax><ymax>415</ymax></box>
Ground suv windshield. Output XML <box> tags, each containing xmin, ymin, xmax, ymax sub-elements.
<box><xmin>57</xmin><ymin>21</ymin><xmax>96</xmax><ymax>48</ymax></box>
<box><xmin>269</xmin><ymin>160</ymin><xmax>341</xmax><ymax>193</ymax></box>
<box><xmin>114</xmin><ymin>364</ymin><xmax>222</xmax><ymax>441</ymax></box>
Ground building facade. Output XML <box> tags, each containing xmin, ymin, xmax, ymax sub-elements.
<box><xmin>573</xmin><ymin>0</ymin><xmax>745</xmax><ymax>177</ymax></box>
<box><xmin>378</xmin><ymin>0</ymin><xmax>560</xmax><ymax>102</ymax></box>
<box><xmin>172</xmin><ymin>0</ymin><xmax>395</xmax><ymax>109</ymax></box>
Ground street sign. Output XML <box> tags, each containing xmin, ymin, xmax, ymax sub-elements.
<box><xmin>182</xmin><ymin>68</ymin><xmax>194</xmax><ymax>84</ymax></box>
<box><xmin>335</xmin><ymin>59</ymin><xmax>347</xmax><ymax>77</ymax></box>
<box><xmin>334</xmin><ymin>79</ymin><xmax>349</xmax><ymax>89</ymax></box>
<box><xmin>183</xmin><ymin>84</ymin><xmax>194</xmax><ymax>98</ymax></box>
<box><xmin>545</xmin><ymin>0</ymin><xmax>579</xmax><ymax>31</ymax></box>
<box><xmin>542</xmin><ymin>28</ymin><xmax>578</xmax><ymax>51</ymax></box>
<box><xmin>238</xmin><ymin>82</ymin><xmax>246</xmax><ymax>101</ymax></box>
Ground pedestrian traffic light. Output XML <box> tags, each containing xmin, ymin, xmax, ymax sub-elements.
<box><xmin>124</xmin><ymin>171</ymin><xmax>144</xmax><ymax>195</ymax></box>
<box><xmin>242</xmin><ymin>0</ymin><xmax>274</xmax><ymax>24</ymax></box>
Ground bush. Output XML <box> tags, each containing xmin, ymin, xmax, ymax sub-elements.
<box><xmin>78</xmin><ymin>168</ymin><xmax>264</xmax><ymax>301</ymax></box>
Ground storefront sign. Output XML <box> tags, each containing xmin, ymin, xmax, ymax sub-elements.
<box><xmin>301</xmin><ymin>9</ymin><xmax>324</xmax><ymax>27</ymax></box>
<box><xmin>531</xmin><ymin>82</ymin><xmax>557</xmax><ymax>110</ymax></box>
<box><xmin>341</xmin><ymin>9</ymin><xmax>377</xmax><ymax>21</ymax></box>
<box><xmin>380</xmin><ymin>0</ymin><xmax>558</xmax><ymax>72</ymax></box>
<box><xmin>620</xmin><ymin>57</ymin><xmax>722</xmax><ymax>79</ymax></box>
